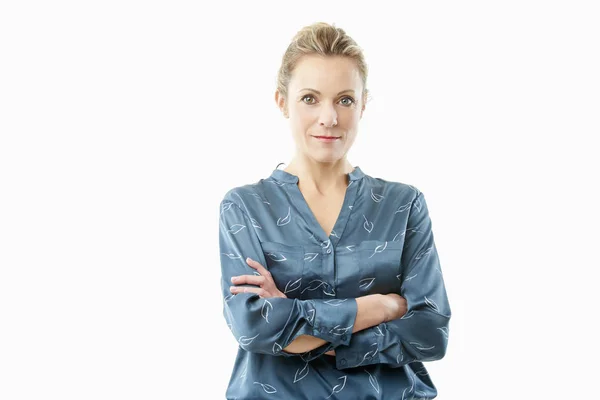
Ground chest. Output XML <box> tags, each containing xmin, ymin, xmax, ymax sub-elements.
<box><xmin>256</xmin><ymin>181</ymin><xmax>408</xmax><ymax>299</ymax></box>
<box><xmin>302</xmin><ymin>191</ymin><xmax>345</xmax><ymax>237</ymax></box>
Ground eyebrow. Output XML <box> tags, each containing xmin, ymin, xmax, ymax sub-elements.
<box><xmin>299</xmin><ymin>88</ymin><xmax>355</xmax><ymax>95</ymax></box>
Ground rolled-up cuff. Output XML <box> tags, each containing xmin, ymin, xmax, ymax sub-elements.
<box><xmin>335</xmin><ymin>325</ymin><xmax>382</xmax><ymax>369</ymax></box>
<box><xmin>303</xmin><ymin>298</ymin><xmax>357</xmax><ymax>347</ymax></box>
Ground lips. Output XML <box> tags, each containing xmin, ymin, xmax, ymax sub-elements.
<box><xmin>313</xmin><ymin>136</ymin><xmax>340</xmax><ymax>142</ymax></box>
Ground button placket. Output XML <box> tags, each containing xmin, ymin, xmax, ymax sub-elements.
<box><xmin>321</xmin><ymin>239</ymin><xmax>336</xmax><ymax>297</ymax></box>
<box><xmin>321</xmin><ymin>239</ymin><xmax>332</xmax><ymax>254</ymax></box>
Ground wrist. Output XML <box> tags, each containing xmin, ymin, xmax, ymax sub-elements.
<box><xmin>377</xmin><ymin>294</ymin><xmax>390</xmax><ymax>323</ymax></box>
<box><xmin>354</xmin><ymin>294</ymin><xmax>387</xmax><ymax>332</ymax></box>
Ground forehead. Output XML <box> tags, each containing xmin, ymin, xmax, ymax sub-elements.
<box><xmin>289</xmin><ymin>54</ymin><xmax>362</xmax><ymax>91</ymax></box>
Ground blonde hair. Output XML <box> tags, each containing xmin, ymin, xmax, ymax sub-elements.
<box><xmin>276</xmin><ymin>22</ymin><xmax>370</xmax><ymax>112</ymax></box>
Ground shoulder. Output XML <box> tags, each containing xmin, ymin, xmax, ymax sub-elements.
<box><xmin>220</xmin><ymin>178</ymin><xmax>271</xmax><ymax>211</ymax></box>
<box><xmin>362</xmin><ymin>173</ymin><xmax>423</xmax><ymax>203</ymax></box>
<box><xmin>220</xmin><ymin>184</ymin><xmax>252</xmax><ymax>207</ymax></box>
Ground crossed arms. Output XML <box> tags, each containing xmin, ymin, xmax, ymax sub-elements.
<box><xmin>219</xmin><ymin>191</ymin><xmax>451</xmax><ymax>369</ymax></box>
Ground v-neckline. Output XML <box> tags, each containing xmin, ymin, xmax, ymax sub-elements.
<box><xmin>269</xmin><ymin>166</ymin><xmax>365</xmax><ymax>248</ymax></box>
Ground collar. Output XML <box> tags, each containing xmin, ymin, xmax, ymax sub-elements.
<box><xmin>269</xmin><ymin>165</ymin><xmax>365</xmax><ymax>184</ymax></box>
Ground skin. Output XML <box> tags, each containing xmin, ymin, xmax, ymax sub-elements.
<box><xmin>275</xmin><ymin>54</ymin><xmax>365</xmax><ymax>193</ymax></box>
<box><xmin>230</xmin><ymin>54</ymin><xmax>408</xmax><ymax>355</ymax></box>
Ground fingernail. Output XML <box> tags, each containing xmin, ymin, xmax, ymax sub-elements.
<box><xmin>246</xmin><ymin>257</ymin><xmax>253</xmax><ymax>263</ymax></box>
<box><xmin>231</xmin><ymin>276</ymin><xmax>237</xmax><ymax>283</ymax></box>
<box><xmin>230</xmin><ymin>286</ymin><xmax>237</xmax><ymax>292</ymax></box>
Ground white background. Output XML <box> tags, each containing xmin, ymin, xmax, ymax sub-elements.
<box><xmin>1</xmin><ymin>1</ymin><xmax>598</xmax><ymax>399</ymax></box>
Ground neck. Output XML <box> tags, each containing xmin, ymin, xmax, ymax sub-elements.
<box><xmin>284</xmin><ymin>156</ymin><xmax>354</xmax><ymax>194</ymax></box>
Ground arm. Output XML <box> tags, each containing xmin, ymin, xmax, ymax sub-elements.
<box><xmin>333</xmin><ymin>190</ymin><xmax>452</xmax><ymax>369</ymax></box>
<box><xmin>231</xmin><ymin>259</ymin><xmax>406</xmax><ymax>355</ymax></box>
<box><xmin>282</xmin><ymin>293</ymin><xmax>392</xmax><ymax>353</ymax></box>
<box><xmin>219</xmin><ymin>195</ymin><xmax>386</xmax><ymax>360</ymax></box>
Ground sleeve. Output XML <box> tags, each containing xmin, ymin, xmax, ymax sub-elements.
<box><xmin>219</xmin><ymin>196</ymin><xmax>358</xmax><ymax>361</ymax></box>
<box><xmin>333</xmin><ymin>190</ymin><xmax>451</xmax><ymax>369</ymax></box>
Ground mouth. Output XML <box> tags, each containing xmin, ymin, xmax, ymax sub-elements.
<box><xmin>312</xmin><ymin>136</ymin><xmax>340</xmax><ymax>142</ymax></box>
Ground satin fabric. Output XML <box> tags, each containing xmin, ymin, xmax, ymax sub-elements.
<box><xmin>219</xmin><ymin>166</ymin><xmax>451</xmax><ymax>399</ymax></box>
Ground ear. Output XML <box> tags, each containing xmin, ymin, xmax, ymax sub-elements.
<box><xmin>359</xmin><ymin>91</ymin><xmax>367</xmax><ymax>119</ymax></box>
<box><xmin>274</xmin><ymin>90</ymin><xmax>288</xmax><ymax>118</ymax></box>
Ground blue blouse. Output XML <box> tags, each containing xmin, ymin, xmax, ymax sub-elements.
<box><xmin>219</xmin><ymin>166</ymin><xmax>451</xmax><ymax>399</ymax></box>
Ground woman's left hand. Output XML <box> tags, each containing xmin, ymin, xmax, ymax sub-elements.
<box><xmin>229</xmin><ymin>257</ymin><xmax>287</xmax><ymax>298</ymax></box>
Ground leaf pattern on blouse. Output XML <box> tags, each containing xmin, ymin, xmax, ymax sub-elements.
<box><xmin>293</xmin><ymin>362</ymin><xmax>309</xmax><ymax>383</ymax></box>
<box><xmin>266</xmin><ymin>252</ymin><xmax>287</xmax><ymax>262</ymax></box>
<box><xmin>365</xmin><ymin>369</ymin><xmax>380</xmax><ymax>394</ymax></box>
<box><xmin>250</xmin><ymin>217</ymin><xmax>263</xmax><ymax>229</ymax></box>
<box><xmin>395</xmin><ymin>201</ymin><xmax>412</xmax><ymax>214</ymax></box>
<box><xmin>329</xmin><ymin>325</ymin><xmax>352</xmax><ymax>336</ymax></box>
<box><xmin>227</xmin><ymin>224</ymin><xmax>246</xmax><ymax>234</ymax></box>
<box><xmin>359</xmin><ymin>278</ymin><xmax>376</xmax><ymax>290</ymax></box>
<box><xmin>324</xmin><ymin>299</ymin><xmax>348</xmax><ymax>307</ymax></box>
<box><xmin>220</xmin><ymin>166</ymin><xmax>450</xmax><ymax>399</ymax></box>
<box><xmin>239</xmin><ymin>333</ymin><xmax>259</xmax><ymax>347</ymax></box>
<box><xmin>222</xmin><ymin>252</ymin><xmax>241</xmax><ymax>260</ymax></box>
<box><xmin>424</xmin><ymin>296</ymin><xmax>440</xmax><ymax>313</ymax></box>
<box><xmin>326</xmin><ymin>376</ymin><xmax>347</xmax><ymax>398</ymax></box>
<box><xmin>250</xmin><ymin>192</ymin><xmax>271</xmax><ymax>205</ymax></box>
<box><xmin>221</xmin><ymin>201</ymin><xmax>234</xmax><ymax>214</ymax></box>
<box><xmin>261</xmin><ymin>299</ymin><xmax>272</xmax><ymax>323</ymax></box>
<box><xmin>276</xmin><ymin>206</ymin><xmax>291</xmax><ymax>226</ymax></box>
<box><xmin>304</xmin><ymin>252</ymin><xmax>318</xmax><ymax>262</ymax></box>
<box><xmin>437</xmin><ymin>326</ymin><xmax>449</xmax><ymax>340</ymax></box>
<box><xmin>359</xmin><ymin>343</ymin><xmax>379</xmax><ymax>365</ymax></box>
<box><xmin>370</xmin><ymin>188</ymin><xmax>384</xmax><ymax>203</ymax></box>
<box><xmin>369</xmin><ymin>241</ymin><xmax>388</xmax><ymax>258</ymax></box>
<box><xmin>362</xmin><ymin>215</ymin><xmax>374</xmax><ymax>232</ymax></box>
<box><xmin>284</xmin><ymin>278</ymin><xmax>302</xmax><ymax>294</ymax></box>
<box><xmin>253</xmin><ymin>382</ymin><xmax>277</xmax><ymax>394</ymax></box>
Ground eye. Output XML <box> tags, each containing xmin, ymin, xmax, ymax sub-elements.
<box><xmin>340</xmin><ymin>96</ymin><xmax>355</xmax><ymax>106</ymax></box>
<box><xmin>301</xmin><ymin>95</ymin><xmax>356</xmax><ymax>106</ymax></box>
<box><xmin>301</xmin><ymin>95</ymin><xmax>316</xmax><ymax>104</ymax></box>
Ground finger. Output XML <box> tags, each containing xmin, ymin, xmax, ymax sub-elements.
<box><xmin>229</xmin><ymin>285</ymin><xmax>265</xmax><ymax>297</ymax></box>
<box><xmin>231</xmin><ymin>274</ymin><xmax>266</xmax><ymax>286</ymax></box>
<box><xmin>246</xmin><ymin>257</ymin><xmax>271</xmax><ymax>277</ymax></box>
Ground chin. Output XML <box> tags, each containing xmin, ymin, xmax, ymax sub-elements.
<box><xmin>308</xmin><ymin>151</ymin><xmax>343</xmax><ymax>164</ymax></box>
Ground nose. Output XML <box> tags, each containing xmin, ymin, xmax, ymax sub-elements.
<box><xmin>319</xmin><ymin>106</ymin><xmax>338</xmax><ymax>128</ymax></box>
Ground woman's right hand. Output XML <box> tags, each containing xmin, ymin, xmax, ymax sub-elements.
<box><xmin>381</xmin><ymin>293</ymin><xmax>408</xmax><ymax>322</ymax></box>
<box><xmin>229</xmin><ymin>257</ymin><xmax>287</xmax><ymax>299</ymax></box>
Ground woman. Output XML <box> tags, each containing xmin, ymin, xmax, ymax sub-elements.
<box><xmin>219</xmin><ymin>22</ymin><xmax>451</xmax><ymax>399</ymax></box>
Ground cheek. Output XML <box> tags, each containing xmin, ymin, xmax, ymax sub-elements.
<box><xmin>293</xmin><ymin>108</ymin><xmax>315</xmax><ymax>124</ymax></box>
<box><xmin>290</xmin><ymin>114</ymin><xmax>314</xmax><ymax>136</ymax></box>
<box><xmin>347</xmin><ymin>110</ymin><xmax>362</xmax><ymax>124</ymax></box>
<box><xmin>289</xmin><ymin>123</ymin><xmax>310</xmax><ymax>148</ymax></box>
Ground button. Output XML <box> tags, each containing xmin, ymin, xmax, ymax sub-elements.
<box><xmin>340</xmin><ymin>359</ymin><xmax>347</xmax><ymax>366</ymax></box>
<box><xmin>326</xmin><ymin>248</ymin><xmax>332</xmax><ymax>254</ymax></box>
<box><xmin>341</xmin><ymin>334</ymin><xmax>348</xmax><ymax>341</ymax></box>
